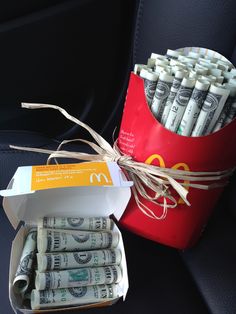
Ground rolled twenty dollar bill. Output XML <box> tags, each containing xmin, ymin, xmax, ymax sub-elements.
<box><xmin>151</xmin><ymin>71</ymin><xmax>174</xmax><ymax>120</ymax></box>
<box><xmin>31</xmin><ymin>284</ymin><xmax>119</xmax><ymax>310</ymax></box>
<box><xmin>178</xmin><ymin>79</ymin><xmax>210</xmax><ymax>136</ymax></box>
<box><xmin>38</xmin><ymin>216</ymin><xmax>114</xmax><ymax>231</ymax></box>
<box><xmin>165</xmin><ymin>77</ymin><xmax>196</xmax><ymax>132</ymax></box>
<box><xmin>35</xmin><ymin>265</ymin><xmax>122</xmax><ymax>290</ymax></box>
<box><xmin>37</xmin><ymin>249</ymin><xmax>122</xmax><ymax>272</ymax></box>
<box><xmin>192</xmin><ymin>84</ymin><xmax>230</xmax><ymax>136</ymax></box>
<box><xmin>38</xmin><ymin>229</ymin><xmax>119</xmax><ymax>253</ymax></box>
<box><xmin>13</xmin><ymin>229</ymin><xmax>37</xmax><ymax>294</ymax></box>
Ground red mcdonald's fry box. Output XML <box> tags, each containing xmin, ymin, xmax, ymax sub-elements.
<box><xmin>117</xmin><ymin>71</ymin><xmax>236</xmax><ymax>249</ymax></box>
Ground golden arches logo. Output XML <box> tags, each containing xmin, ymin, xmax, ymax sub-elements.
<box><xmin>89</xmin><ymin>173</ymin><xmax>109</xmax><ymax>184</ymax></box>
<box><xmin>145</xmin><ymin>154</ymin><xmax>190</xmax><ymax>204</ymax></box>
<box><xmin>145</xmin><ymin>154</ymin><xmax>165</xmax><ymax>168</ymax></box>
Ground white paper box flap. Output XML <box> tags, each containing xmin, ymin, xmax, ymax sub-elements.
<box><xmin>0</xmin><ymin>162</ymin><xmax>132</xmax><ymax>229</ymax></box>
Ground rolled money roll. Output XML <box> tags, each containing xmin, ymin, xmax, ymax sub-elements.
<box><xmin>13</xmin><ymin>229</ymin><xmax>37</xmax><ymax>294</ymax></box>
<box><xmin>133</xmin><ymin>64</ymin><xmax>148</xmax><ymax>75</ymax></box>
<box><xmin>150</xmin><ymin>53</ymin><xmax>166</xmax><ymax>60</ymax></box>
<box><xmin>192</xmin><ymin>84</ymin><xmax>230</xmax><ymax>136</ymax></box>
<box><xmin>224</xmin><ymin>98</ymin><xmax>236</xmax><ymax>125</ymax></box>
<box><xmin>207</xmin><ymin>75</ymin><xmax>217</xmax><ymax>83</ymax></box>
<box><xmin>169</xmin><ymin>59</ymin><xmax>186</xmax><ymax>67</ymax></box>
<box><xmin>199</xmin><ymin>61</ymin><xmax>218</xmax><ymax>69</ymax></box>
<box><xmin>171</xmin><ymin>65</ymin><xmax>186</xmax><ymax>75</ymax></box>
<box><xmin>139</xmin><ymin>68</ymin><xmax>149</xmax><ymax>80</ymax></box>
<box><xmin>31</xmin><ymin>284</ymin><xmax>119</xmax><ymax>310</ymax></box>
<box><xmin>229</xmin><ymin>68</ymin><xmax>236</xmax><ymax>76</ymax></box>
<box><xmin>228</xmin><ymin>78</ymin><xmax>236</xmax><ymax>86</ymax></box>
<box><xmin>166</xmin><ymin>49</ymin><xmax>181</xmax><ymax>60</ymax></box>
<box><xmin>35</xmin><ymin>265</ymin><xmax>122</xmax><ymax>290</ymax></box>
<box><xmin>155</xmin><ymin>58</ymin><xmax>169</xmax><ymax>67</ymax></box>
<box><xmin>209</xmin><ymin>68</ymin><xmax>222</xmax><ymax>77</ymax></box>
<box><xmin>37</xmin><ymin>249</ymin><xmax>122</xmax><ymax>272</ymax></box>
<box><xmin>177</xmin><ymin>79</ymin><xmax>210</xmax><ymax>136</ymax></box>
<box><xmin>217</xmin><ymin>60</ymin><xmax>231</xmax><ymax>71</ymax></box>
<box><xmin>203</xmin><ymin>56</ymin><xmax>218</xmax><ymax>63</ymax></box>
<box><xmin>38</xmin><ymin>229</ymin><xmax>119</xmax><ymax>253</ymax></box>
<box><xmin>178</xmin><ymin>56</ymin><xmax>196</xmax><ymax>65</ymax></box>
<box><xmin>144</xmin><ymin>71</ymin><xmax>159</xmax><ymax>106</ymax></box>
<box><xmin>38</xmin><ymin>217</ymin><xmax>114</xmax><ymax>231</ymax></box>
<box><xmin>213</xmin><ymin>84</ymin><xmax>236</xmax><ymax>132</ymax></box>
<box><xmin>151</xmin><ymin>71</ymin><xmax>174</xmax><ymax>120</ymax></box>
<box><xmin>193</xmin><ymin>65</ymin><xmax>209</xmax><ymax>75</ymax></box>
<box><xmin>187</xmin><ymin>51</ymin><xmax>202</xmax><ymax>59</ymax></box>
<box><xmin>165</xmin><ymin>77</ymin><xmax>196</xmax><ymax>132</ymax></box>
<box><xmin>161</xmin><ymin>70</ymin><xmax>187</xmax><ymax>125</ymax></box>
<box><xmin>147</xmin><ymin>58</ymin><xmax>156</xmax><ymax>68</ymax></box>
<box><xmin>216</xmin><ymin>76</ymin><xmax>224</xmax><ymax>84</ymax></box>
<box><xmin>154</xmin><ymin>65</ymin><xmax>171</xmax><ymax>75</ymax></box>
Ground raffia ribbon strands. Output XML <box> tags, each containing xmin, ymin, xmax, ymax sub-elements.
<box><xmin>10</xmin><ymin>103</ymin><xmax>235</xmax><ymax>220</ymax></box>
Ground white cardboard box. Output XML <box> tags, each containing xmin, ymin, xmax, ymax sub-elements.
<box><xmin>0</xmin><ymin>161</ymin><xmax>132</xmax><ymax>313</ymax></box>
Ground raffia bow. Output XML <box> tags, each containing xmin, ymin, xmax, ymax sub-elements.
<box><xmin>10</xmin><ymin>103</ymin><xmax>235</xmax><ymax>220</ymax></box>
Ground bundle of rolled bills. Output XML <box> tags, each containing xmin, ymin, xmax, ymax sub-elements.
<box><xmin>134</xmin><ymin>48</ymin><xmax>236</xmax><ymax>136</ymax></box>
<box><xmin>13</xmin><ymin>216</ymin><xmax>122</xmax><ymax>311</ymax></box>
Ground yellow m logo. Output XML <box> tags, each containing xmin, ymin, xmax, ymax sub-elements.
<box><xmin>145</xmin><ymin>154</ymin><xmax>190</xmax><ymax>204</ymax></box>
<box><xmin>89</xmin><ymin>172</ymin><xmax>109</xmax><ymax>184</ymax></box>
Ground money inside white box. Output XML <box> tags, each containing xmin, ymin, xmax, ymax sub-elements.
<box><xmin>0</xmin><ymin>161</ymin><xmax>132</xmax><ymax>313</ymax></box>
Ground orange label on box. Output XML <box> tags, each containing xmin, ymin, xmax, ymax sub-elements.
<box><xmin>31</xmin><ymin>162</ymin><xmax>113</xmax><ymax>191</ymax></box>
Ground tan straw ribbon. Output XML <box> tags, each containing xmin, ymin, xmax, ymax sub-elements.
<box><xmin>10</xmin><ymin>103</ymin><xmax>235</xmax><ymax>220</ymax></box>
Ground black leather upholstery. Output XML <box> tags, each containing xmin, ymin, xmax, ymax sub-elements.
<box><xmin>133</xmin><ymin>0</ymin><xmax>236</xmax><ymax>65</ymax></box>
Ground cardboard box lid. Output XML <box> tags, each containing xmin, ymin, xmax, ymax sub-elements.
<box><xmin>0</xmin><ymin>161</ymin><xmax>132</xmax><ymax>229</ymax></box>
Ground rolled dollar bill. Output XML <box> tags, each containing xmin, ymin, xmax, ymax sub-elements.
<box><xmin>133</xmin><ymin>64</ymin><xmax>148</xmax><ymax>75</ymax></box>
<box><xmin>199</xmin><ymin>60</ymin><xmax>218</xmax><ymax>69</ymax></box>
<box><xmin>178</xmin><ymin>56</ymin><xmax>196</xmax><ymax>66</ymax></box>
<box><xmin>209</xmin><ymin>68</ymin><xmax>222</xmax><ymax>77</ymax></box>
<box><xmin>37</xmin><ymin>249</ymin><xmax>122</xmax><ymax>272</ymax></box>
<box><xmin>224</xmin><ymin>98</ymin><xmax>236</xmax><ymax>125</ymax></box>
<box><xmin>150</xmin><ymin>71</ymin><xmax>174</xmax><ymax>120</ymax></box>
<box><xmin>177</xmin><ymin>79</ymin><xmax>210</xmax><ymax>136</ymax></box>
<box><xmin>38</xmin><ymin>217</ymin><xmax>114</xmax><ymax>231</ymax></box>
<box><xmin>150</xmin><ymin>53</ymin><xmax>166</xmax><ymax>60</ymax></box>
<box><xmin>213</xmin><ymin>84</ymin><xmax>236</xmax><ymax>131</ymax></box>
<box><xmin>31</xmin><ymin>284</ymin><xmax>119</xmax><ymax>310</ymax></box>
<box><xmin>229</xmin><ymin>68</ymin><xmax>236</xmax><ymax>76</ymax></box>
<box><xmin>13</xmin><ymin>229</ymin><xmax>37</xmax><ymax>294</ymax></box>
<box><xmin>166</xmin><ymin>49</ymin><xmax>181</xmax><ymax>60</ymax></box>
<box><xmin>223</xmin><ymin>71</ymin><xmax>235</xmax><ymax>81</ymax></box>
<box><xmin>147</xmin><ymin>58</ymin><xmax>156</xmax><ymax>68</ymax></box>
<box><xmin>216</xmin><ymin>76</ymin><xmax>224</xmax><ymax>84</ymax></box>
<box><xmin>187</xmin><ymin>51</ymin><xmax>202</xmax><ymax>59</ymax></box>
<box><xmin>139</xmin><ymin>68</ymin><xmax>149</xmax><ymax>80</ymax></box>
<box><xmin>165</xmin><ymin>77</ymin><xmax>196</xmax><ymax>132</ymax></box>
<box><xmin>35</xmin><ymin>265</ymin><xmax>122</xmax><ymax>290</ymax></box>
<box><xmin>228</xmin><ymin>78</ymin><xmax>236</xmax><ymax>86</ymax></box>
<box><xmin>144</xmin><ymin>71</ymin><xmax>159</xmax><ymax>106</ymax></box>
<box><xmin>194</xmin><ymin>65</ymin><xmax>209</xmax><ymax>76</ymax></box>
<box><xmin>38</xmin><ymin>229</ymin><xmax>119</xmax><ymax>253</ymax></box>
<box><xmin>155</xmin><ymin>58</ymin><xmax>169</xmax><ymax>67</ymax></box>
<box><xmin>192</xmin><ymin>84</ymin><xmax>230</xmax><ymax>136</ymax></box>
<box><xmin>161</xmin><ymin>70</ymin><xmax>187</xmax><ymax>125</ymax></box>
<box><xmin>217</xmin><ymin>60</ymin><xmax>231</xmax><ymax>71</ymax></box>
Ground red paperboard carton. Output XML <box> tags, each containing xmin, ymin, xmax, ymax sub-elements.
<box><xmin>118</xmin><ymin>72</ymin><xmax>236</xmax><ymax>249</ymax></box>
